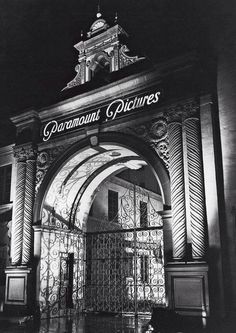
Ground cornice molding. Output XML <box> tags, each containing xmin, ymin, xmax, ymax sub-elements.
<box><xmin>10</xmin><ymin>110</ymin><xmax>40</xmax><ymax>128</ymax></box>
<box><xmin>0</xmin><ymin>144</ymin><xmax>14</xmax><ymax>158</ymax></box>
<box><xmin>38</xmin><ymin>53</ymin><xmax>196</xmax><ymax>121</ymax></box>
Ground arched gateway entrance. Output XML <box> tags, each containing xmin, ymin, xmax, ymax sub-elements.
<box><xmin>34</xmin><ymin>134</ymin><xmax>170</xmax><ymax>318</ymax></box>
<box><xmin>4</xmin><ymin>8</ymin><xmax>212</xmax><ymax>320</ymax></box>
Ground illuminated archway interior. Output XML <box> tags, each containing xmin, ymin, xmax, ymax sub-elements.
<box><xmin>39</xmin><ymin>143</ymin><xmax>166</xmax><ymax>317</ymax></box>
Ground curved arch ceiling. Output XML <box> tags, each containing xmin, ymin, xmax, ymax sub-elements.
<box><xmin>42</xmin><ymin>144</ymin><xmax>147</xmax><ymax>229</ymax></box>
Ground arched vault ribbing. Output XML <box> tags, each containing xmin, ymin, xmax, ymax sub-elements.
<box><xmin>34</xmin><ymin>132</ymin><xmax>170</xmax><ymax>227</ymax></box>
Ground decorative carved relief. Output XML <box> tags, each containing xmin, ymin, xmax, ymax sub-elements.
<box><xmin>153</xmin><ymin>140</ymin><xmax>169</xmax><ymax>169</ymax></box>
<box><xmin>14</xmin><ymin>144</ymin><xmax>37</xmax><ymax>162</ymax></box>
<box><xmin>119</xmin><ymin>45</ymin><xmax>145</xmax><ymax>68</ymax></box>
<box><xmin>123</xmin><ymin>118</ymin><xmax>169</xmax><ymax>169</ymax></box>
<box><xmin>36</xmin><ymin>145</ymin><xmax>68</xmax><ymax>193</ymax></box>
<box><xmin>164</xmin><ymin>100</ymin><xmax>199</xmax><ymax>123</ymax></box>
<box><xmin>63</xmin><ymin>68</ymin><xmax>82</xmax><ymax>90</ymax></box>
<box><xmin>181</xmin><ymin>100</ymin><xmax>199</xmax><ymax>120</ymax></box>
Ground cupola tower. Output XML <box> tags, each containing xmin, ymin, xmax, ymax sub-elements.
<box><xmin>63</xmin><ymin>8</ymin><xmax>145</xmax><ymax>90</ymax></box>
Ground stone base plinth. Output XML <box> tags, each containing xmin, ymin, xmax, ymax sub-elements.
<box><xmin>4</xmin><ymin>266</ymin><xmax>33</xmax><ymax>315</ymax></box>
<box><xmin>165</xmin><ymin>262</ymin><xmax>209</xmax><ymax>317</ymax></box>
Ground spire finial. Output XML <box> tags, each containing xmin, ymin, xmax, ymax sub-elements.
<box><xmin>97</xmin><ymin>2</ymin><xmax>102</xmax><ymax>18</ymax></box>
<box><xmin>114</xmin><ymin>12</ymin><xmax>118</xmax><ymax>24</ymax></box>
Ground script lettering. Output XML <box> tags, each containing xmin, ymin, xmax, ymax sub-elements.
<box><xmin>42</xmin><ymin>91</ymin><xmax>160</xmax><ymax>141</ymax></box>
<box><xmin>105</xmin><ymin>91</ymin><xmax>160</xmax><ymax>121</ymax></box>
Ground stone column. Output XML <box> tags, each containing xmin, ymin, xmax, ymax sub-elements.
<box><xmin>113</xmin><ymin>43</ymin><xmax>119</xmax><ymax>71</ymax></box>
<box><xmin>185</xmin><ymin>117</ymin><xmax>207</xmax><ymax>259</ymax></box>
<box><xmin>11</xmin><ymin>147</ymin><xmax>27</xmax><ymax>265</ymax></box>
<box><xmin>86</xmin><ymin>60</ymin><xmax>91</xmax><ymax>82</ymax></box>
<box><xmin>80</xmin><ymin>58</ymin><xmax>86</xmax><ymax>84</ymax></box>
<box><xmin>167</xmin><ymin>121</ymin><xmax>187</xmax><ymax>260</ymax></box>
<box><xmin>22</xmin><ymin>146</ymin><xmax>37</xmax><ymax>265</ymax></box>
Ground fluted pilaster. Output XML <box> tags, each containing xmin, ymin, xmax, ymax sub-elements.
<box><xmin>168</xmin><ymin>122</ymin><xmax>187</xmax><ymax>260</ymax></box>
<box><xmin>185</xmin><ymin>118</ymin><xmax>207</xmax><ymax>259</ymax></box>
<box><xmin>11</xmin><ymin>150</ymin><xmax>26</xmax><ymax>265</ymax></box>
<box><xmin>22</xmin><ymin>149</ymin><xmax>36</xmax><ymax>264</ymax></box>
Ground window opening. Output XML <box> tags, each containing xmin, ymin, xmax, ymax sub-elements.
<box><xmin>108</xmin><ymin>189</ymin><xmax>118</xmax><ymax>223</ymax></box>
<box><xmin>140</xmin><ymin>255</ymin><xmax>149</xmax><ymax>284</ymax></box>
<box><xmin>140</xmin><ymin>201</ymin><xmax>148</xmax><ymax>227</ymax></box>
<box><xmin>0</xmin><ymin>165</ymin><xmax>11</xmax><ymax>205</ymax></box>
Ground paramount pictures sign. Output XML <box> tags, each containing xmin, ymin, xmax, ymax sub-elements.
<box><xmin>42</xmin><ymin>90</ymin><xmax>161</xmax><ymax>142</ymax></box>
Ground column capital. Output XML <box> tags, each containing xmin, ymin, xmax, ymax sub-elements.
<box><xmin>165</xmin><ymin>99</ymin><xmax>199</xmax><ymax>123</ymax></box>
<box><xmin>200</xmin><ymin>94</ymin><xmax>213</xmax><ymax>107</ymax></box>
<box><xmin>181</xmin><ymin>100</ymin><xmax>199</xmax><ymax>121</ymax></box>
<box><xmin>14</xmin><ymin>144</ymin><xmax>37</xmax><ymax>162</ymax></box>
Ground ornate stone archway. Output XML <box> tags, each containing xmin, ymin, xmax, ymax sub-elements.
<box><xmin>5</xmin><ymin>70</ymin><xmax>210</xmax><ymax>318</ymax></box>
<box><xmin>32</xmin><ymin>133</ymin><xmax>169</xmax><ymax>317</ymax></box>
<box><xmin>34</xmin><ymin>132</ymin><xmax>171</xmax><ymax>223</ymax></box>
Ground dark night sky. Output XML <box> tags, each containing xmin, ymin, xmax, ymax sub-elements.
<box><xmin>0</xmin><ymin>0</ymin><xmax>222</xmax><ymax>145</ymax></box>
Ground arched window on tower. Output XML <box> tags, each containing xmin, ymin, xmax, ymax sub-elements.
<box><xmin>90</xmin><ymin>53</ymin><xmax>111</xmax><ymax>83</ymax></box>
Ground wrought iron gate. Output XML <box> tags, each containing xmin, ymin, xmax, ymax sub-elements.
<box><xmin>39</xmin><ymin>229</ymin><xmax>84</xmax><ymax>318</ymax></box>
<box><xmin>84</xmin><ymin>185</ymin><xmax>165</xmax><ymax>315</ymax></box>
<box><xmin>85</xmin><ymin>228</ymin><xmax>165</xmax><ymax>314</ymax></box>
<box><xmin>39</xmin><ymin>183</ymin><xmax>165</xmax><ymax>317</ymax></box>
